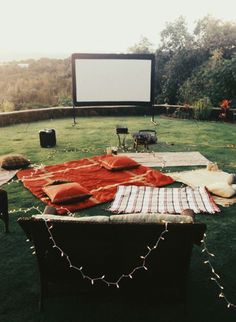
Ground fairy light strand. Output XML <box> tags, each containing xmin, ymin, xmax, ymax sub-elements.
<box><xmin>201</xmin><ymin>233</ymin><xmax>236</xmax><ymax>309</ymax></box>
<box><xmin>26</xmin><ymin>218</ymin><xmax>236</xmax><ymax>309</ymax></box>
<box><xmin>9</xmin><ymin>205</ymin><xmax>75</xmax><ymax>217</ymax></box>
<box><xmin>9</xmin><ymin>206</ymin><xmax>43</xmax><ymax>215</ymax></box>
<box><xmin>32</xmin><ymin>219</ymin><xmax>169</xmax><ymax>288</ymax></box>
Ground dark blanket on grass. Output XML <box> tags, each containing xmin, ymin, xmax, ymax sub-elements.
<box><xmin>17</xmin><ymin>154</ymin><xmax>173</xmax><ymax>214</ymax></box>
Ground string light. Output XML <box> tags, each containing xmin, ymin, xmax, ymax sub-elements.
<box><xmin>9</xmin><ymin>204</ymin><xmax>75</xmax><ymax>218</ymax></box>
<box><xmin>25</xmin><ymin>218</ymin><xmax>169</xmax><ymax>289</ymax></box>
<box><xmin>201</xmin><ymin>233</ymin><xmax>236</xmax><ymax>309</ymax></box>
<box><xmin>23</xmin><ymin>217</ymin><xmax>236</xmax><ymax>309</ymax></box>
<box><xmin>9</xmin><ymin>206</ymin><xmax>43</xmax><ymax>215</ymax></box>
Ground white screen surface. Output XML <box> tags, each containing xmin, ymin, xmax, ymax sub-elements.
<box><xmin>74</xmin><ymin>58</ymin><xmax>152</xmax><ymax>103</ymax></box>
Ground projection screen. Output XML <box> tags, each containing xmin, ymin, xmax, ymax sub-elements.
<box><xmin>71</xmin><ymin>53</ymin><xmax>155</xmax><ymax>107</ymax></box>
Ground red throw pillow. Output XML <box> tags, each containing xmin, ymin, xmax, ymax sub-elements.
<box><xmin>100</xmin><ymin>155</ymin><xmax>140</xmax><ymax>171</ymax></box>
<box><xmin>42</xmin><ymin>182</ymin><xmax>91</xmax><ymax>204</ymax></box>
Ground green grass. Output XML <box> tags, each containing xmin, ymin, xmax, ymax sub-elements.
<box><xmin>0</xmin><ymin>115</ymin><xmax>236</xmax><ymax>322</ymax></box>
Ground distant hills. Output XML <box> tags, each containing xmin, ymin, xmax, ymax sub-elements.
<box><xmin>0</xmin><ymin>52</ymin><xmax>71</xmax><ymax>63</ymax></box>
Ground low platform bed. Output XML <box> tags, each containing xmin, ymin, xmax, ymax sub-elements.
<box><xmin>18</xmin><ymin>215</ymin><xmax>206</xmax><ymax>310</ymax></box>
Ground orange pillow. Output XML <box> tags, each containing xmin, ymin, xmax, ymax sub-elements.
<box><xmin>100</xmin><ymin>155</ymin><xmax>140</xmax><ymax>171</ymax></box>
<box><xmin>42</xmin><ymin>182</ymin><xmax>91</xmax><ymax>204</ymax></box>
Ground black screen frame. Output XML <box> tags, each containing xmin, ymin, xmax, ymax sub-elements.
<box><xmin>71</xmin><ymin>53</ymin><xmax>156</xmax><ymax>107</ymax></box>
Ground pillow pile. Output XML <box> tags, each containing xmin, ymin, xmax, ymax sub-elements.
<box><xmin>0</xmin><ymin>154</ymin><xmax>30</xmax><ymax>170</ymax></box>
<box><xmin>42</xmin><ymin>182</ymin><xmax>91</xmax><ymax>204</ymax></box>
<box><xmin>100</xmin><ymin>155</ymin><xmax>140</xmax><ymax>171</ymax></box>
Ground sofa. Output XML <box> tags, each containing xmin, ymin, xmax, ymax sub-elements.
<box><xmin>18</xmin><ymin>213</ymin><xmax>206</xmax><ymax>310</ymax></box>
<box><xmin>0</xmin><ymin>189</ymin><xmax>9</xmax><ymax>233</ymax></box>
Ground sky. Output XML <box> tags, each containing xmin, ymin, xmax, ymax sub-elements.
<box><xmin>0</xmin><ymin>0</ymin><xmax>235</xmax><ymax>61</ymax></box>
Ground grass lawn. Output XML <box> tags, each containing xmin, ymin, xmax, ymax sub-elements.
<box><xmin>0</xmin><ymin>115</ymin><xmax>236</xmax><ymax>322</ymax></box>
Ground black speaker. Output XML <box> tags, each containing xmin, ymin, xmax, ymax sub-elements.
<box><xmin>39</xmin><ymin>129</ymin><xmax>56</xmax><ymax>148</ymax></box>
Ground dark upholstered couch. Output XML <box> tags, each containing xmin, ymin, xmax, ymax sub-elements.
<box><xmin>18</xmin><ymin>214</ymin><xmax>206</xmax><ymax>310</ymax></box>
<box><xmin>0</xmin><ymin>189</ymin><xmax>9</xmax><ymax>233</ymax></box>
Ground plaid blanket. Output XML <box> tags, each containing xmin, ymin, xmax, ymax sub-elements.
<box><xmin>109</xmin><ymin>185</ymin><xmax>220</xmax><ymax>214</ymax></box>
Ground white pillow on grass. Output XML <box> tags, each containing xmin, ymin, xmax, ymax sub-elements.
<box><xmin>206</xmin><ymin>182</ymin><xmax>236</xmax><ymax>198</ymax></box>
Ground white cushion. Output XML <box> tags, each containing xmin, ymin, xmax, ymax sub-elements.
<box><xmin>32</xmin><ymin>214</ymin><xmax>109</xmax><ymax>222</ymax></box>
<box><xmin>206</xmin><ymin>182</ymin><xmax>236</xmax><ymax>198</ymax></box>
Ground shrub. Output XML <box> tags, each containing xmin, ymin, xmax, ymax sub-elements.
<box><xmin>1</xmin><ymin>100</ymin><xmax>15</xmax><ymax>112</ymax></box>
<box><xmin>192</xmin><ymin>97</ymin><xmax>212</xmax><ymax>120</ymax></box>
<box><xmin>58</xmin><ymin>96</ymin><xmax>73</xmax><ymax>107</ymax></box>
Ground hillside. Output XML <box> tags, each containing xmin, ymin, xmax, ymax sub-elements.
<box><xmin>0</xmin><ymin>57</ymin><xmax>72</xmax><ymax>112</ymax></box>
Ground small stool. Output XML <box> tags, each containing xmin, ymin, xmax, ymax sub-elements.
<box><xmin>116</xmin><ymin>125</ymin><xmax>129</xmax><ymax>150</ymax></box>
<box><xmin>0</xmin><ymin>189</ymin><xmax>9</xmax><ymax>233</ymax></box>
<box><xmin>39</xmin><ymin>129</ymin><xmax>56</xmax><ymax>148</ymax></box>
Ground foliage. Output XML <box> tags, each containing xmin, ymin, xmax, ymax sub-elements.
<box><xmin>194</xmin><ymin>15</ymin><xmax>236</xmax><ymax>58</ymax></box>
<box><xmin>154</xmin><ymin>16</ymin><xmax>236</xmax><ymax>105</ymax></box>
<box><xmin>0</xmin><ymin>99</ymin><xmax>15</xmax><ymax>112</ymax></box>
<box><xmin>0</xmin><ymin>58</ymin><xmax>72</xmax><ymax>111</ymax></box>
<box><xmin>128</xmin><ymin>36</ymin><xmax>154</xmax><ymax>54</ymax></box>
<box><xmin>159</xmin><ymin>16</ymin><xmax>194</xmax><ymax>52</ymax></box>
<box><xmin>192</xmin><ymin>97</ymin><xmax>212</xmax><ymax>120</ymax></box>
<box><xmin>179</xmin><ymin>54</ymin><xmax>236</xmax><ymax>105</ymax></box>
<box><xmin>157</xmin><ymin>48</ymin><xmax>207</xmax><ymax>104</ymax></box>
<box><xmin>58</xmin><ymin>95</ymin><xmax>73</xmax><ymax>106</ymax></box>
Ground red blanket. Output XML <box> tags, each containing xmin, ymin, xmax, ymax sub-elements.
<box><xmin>17</xmin><ymin>155</ymin><xmax>173</xmax><ymax>214</ymax></box>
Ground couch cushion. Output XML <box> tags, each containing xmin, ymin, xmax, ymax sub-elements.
<box><xmin>110</xmin><ymin>213</ymin><xmax>194</xmax><ymax>224</ymax></box>
<box><xmin>32</xmin><ymin>213</ymin><xmax>193</xmax><ymax>224</ymax></box>
<box><xmin>32</xmin><ymin>214</ymin><xmax>109</xmax><ymax>222</ymax></box>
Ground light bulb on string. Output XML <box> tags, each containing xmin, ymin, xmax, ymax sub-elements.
<box><xmin>201</xmin><ymin>233</ymin><xmax>236</xmax><ymax>310</ymax></box>
<box><xmin>39</xmin><ymin>219</ymin><xmax>170</xmax><ymax>290</ymax></box>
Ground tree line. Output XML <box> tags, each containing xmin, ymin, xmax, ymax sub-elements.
<box><xmin>0</xmin><ymin>58</ymin><xmax>72</xmax><ymax>112</ymax></box>
<box><xmin>0</xmin><ymin>15</ymin><xmax>235</xmax><ymax>112</ymax></box>
<box><xmin>129</xmin><ymin>15</ymin><xmax>236</xmax><ymax>108</ymax></box>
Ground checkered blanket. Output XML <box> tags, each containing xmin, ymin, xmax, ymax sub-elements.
<box><xmin>109</xmin><ymin>185</ymin><xmax>220</xmax><ymax>214</ymax></box>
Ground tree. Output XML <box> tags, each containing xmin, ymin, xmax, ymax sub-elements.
<box><xmin>155</xmin><ymin>16</ymin><xmax>199</xmax><ymax>103</ymax></box>
<box><xmin>128</xmin><ymin>36</ymin><xmax>154</xmax><ymax>54</ymax></box>
<box><xmin>160</xmin><ymin>16</ymin><xmax>194</xmax><ymax>52</ymax></box>
<box><xmin>156</xmin><ymin>15</ymin><xmax>236</xmax><ymax>104</ymax></box>
<box><xmin>179</xmin><ymin>53</ymin><xmax>236</xmax><ymax>105</ymax></box>
<box><xmin>194</xmin><ymin>16</ymin><xmax>236</xmax><ymax>58</ymax></box>
<box><xmin>0</xmin><ymin>58</ymin><xmax>72</xmax><ymax>111</ymax></box>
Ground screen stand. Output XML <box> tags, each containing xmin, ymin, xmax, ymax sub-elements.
<box><xmin>72</xmin><ymin>106</ymin><xmax>77</xmax><ymax>126</ymax></box>
<box><xmin>151</xmin><ymin>105</ymin><xmax>158</xmax><ymax>125</ymax></box>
